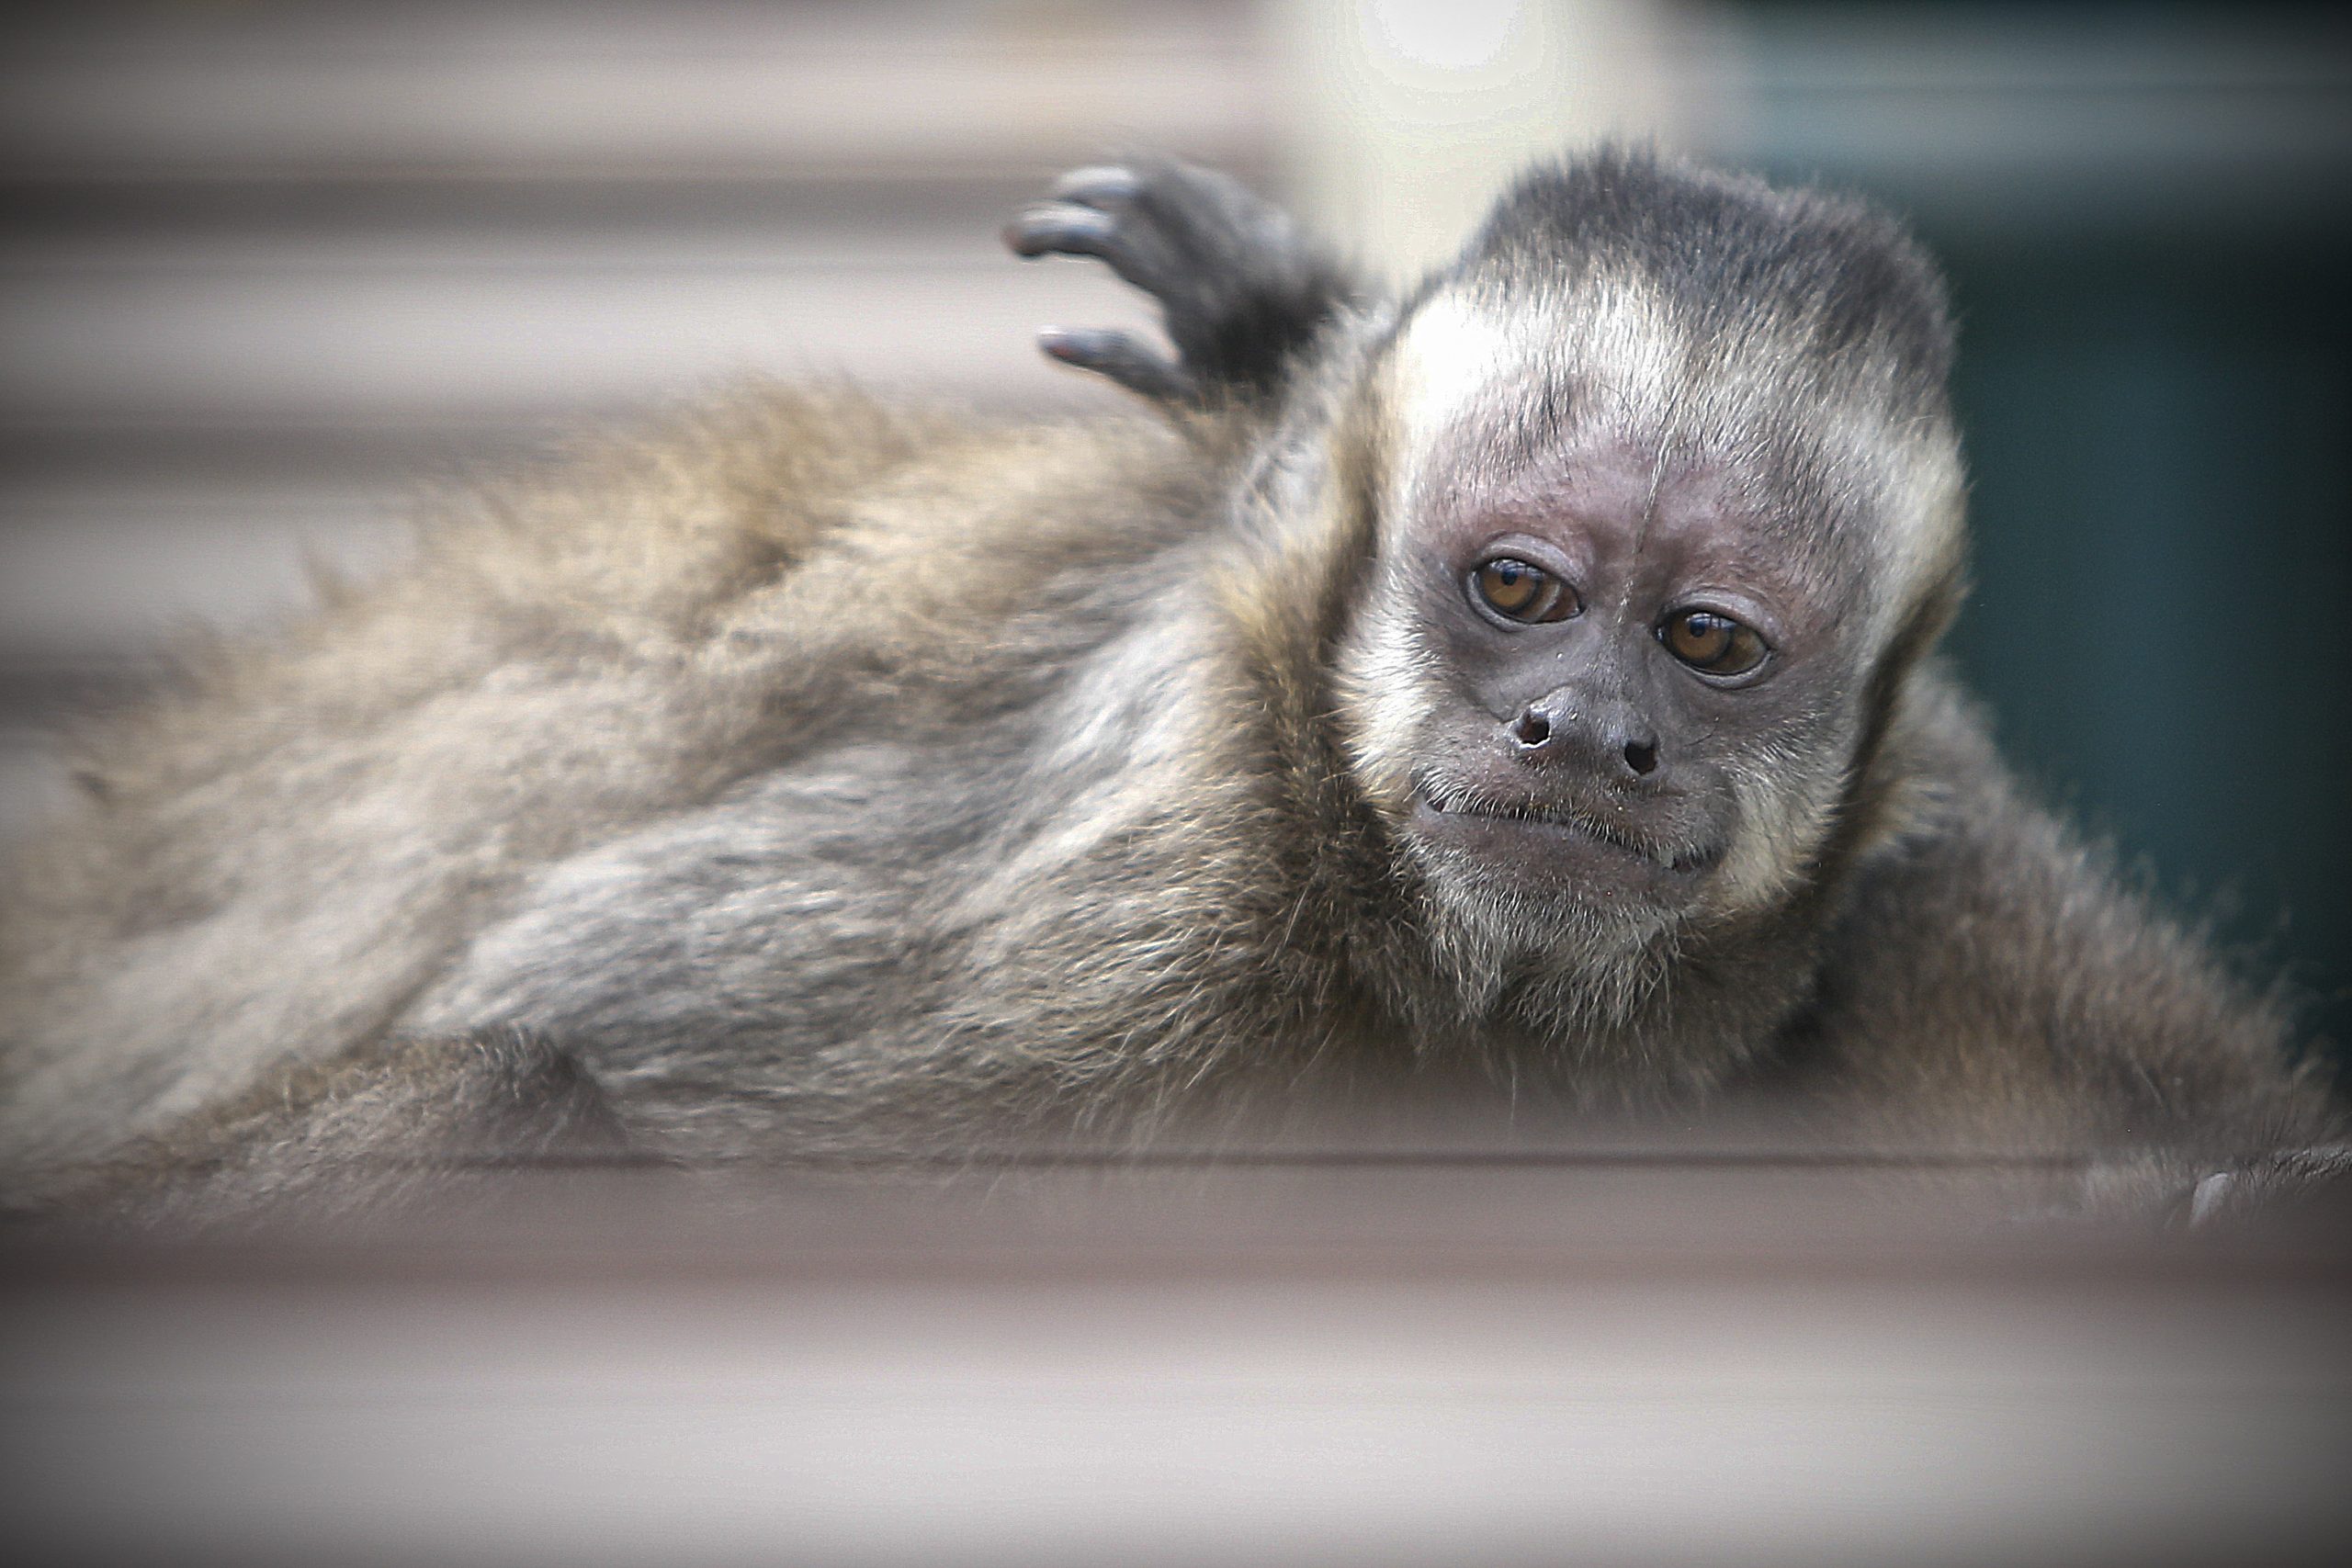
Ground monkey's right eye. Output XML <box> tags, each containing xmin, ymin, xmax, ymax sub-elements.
<box><xmin>1470</xmin><ymin>558</ymin><xmax>1577</xmax><ymax>624</ymax></box>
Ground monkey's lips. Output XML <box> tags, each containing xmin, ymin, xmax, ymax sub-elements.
<box><xmin>1408</xmin><ymin>778</ymin><xmax>1719</xmax><ymax>897</ymax></box>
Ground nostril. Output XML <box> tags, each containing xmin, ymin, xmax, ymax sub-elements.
<box><xmin>1623</xmin><ymin>739</ymin><xmax>1658</xmax><ymax>776</ymax></box>
<box><xmin>1511</xmin><ymin>710</ymin><xmax>1552</xmax><ymax>749</ymax></box>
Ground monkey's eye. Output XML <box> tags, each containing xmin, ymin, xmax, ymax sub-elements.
<box><xmin>1659</xmin><ymin>609</ymin><xmax>1769</xmax><ymax>677</ymax></box>
<box><xmin>1470</xmin><ymin>558</ymin><xmax>1577</xmax><ymax>624</ymax></box>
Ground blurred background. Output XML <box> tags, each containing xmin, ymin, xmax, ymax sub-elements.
<box><xmin>0</xmin><ymin>0</ymin><xmax>2346</xmax><ymax>1056</ymax></box>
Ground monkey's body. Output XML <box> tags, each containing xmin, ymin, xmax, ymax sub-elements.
<box><xmin>0</xmin><ymin>152</ymin><xmax>2336</xmax><ymax>1219</ymax></box>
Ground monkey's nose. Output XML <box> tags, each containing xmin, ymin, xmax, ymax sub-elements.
<box><xmin>1510</xmin><ymin>702</ymin><xmax>1661</xmax><ymax>782</ymax></box>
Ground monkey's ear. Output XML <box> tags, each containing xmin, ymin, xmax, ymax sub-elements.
<box><xmin>1005</xmin><ymin>157</ymin><xmax>1362</xmax><ymax>407</ymax></box>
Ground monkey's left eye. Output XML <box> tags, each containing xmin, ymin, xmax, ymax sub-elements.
<box><xmin>1659</xmin><ymin>609</ymin><xmax>1769</xmax><ymax>677</ymax></box>
<box><xmin>1470</xmin><ymin>558</ymin><xmax>1577</xmax><ymax>624</ymax></box>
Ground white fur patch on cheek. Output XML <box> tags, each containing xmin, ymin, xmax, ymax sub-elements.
<box><xmin>1868</xmin><ymin>428</ymin><xmax>1966</xmax><ymax>645</ymax></box>
<box><xmin>1708</xmin><ymin>749</ymin><xmax>1845</xmax><ymax>917</ymax></box>
<box><xmin>1340</xmin><ymin>298</ymin><xmax>1519</xmax><ymax>821</ymax></box>
<box><xmin>1334</xmin><ymin>586</ymin><xmax>1443</xmax><ymax>818</ymax></box>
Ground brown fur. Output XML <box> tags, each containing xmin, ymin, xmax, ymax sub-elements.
<box><xmin>1</xmin><ymin>150</ymin><xmax>2340</xmax><ymax>1224</ymax></box>
<box><xmin>0</xmin><ymin>387</ymin><xmax>1218</xmax><ymax>1178</ymax></box>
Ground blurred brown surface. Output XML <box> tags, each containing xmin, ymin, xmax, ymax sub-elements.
<box><xmin>4</xmin><ymin>1154</ymin><xmax>2348</xmax><ymax>1568</ymax></box>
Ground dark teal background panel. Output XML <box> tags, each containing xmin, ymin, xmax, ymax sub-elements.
<box><xmin>1938</xmin><ymin>240</ymin><xmax>2352</xmax><ymax>1059</ymax></box>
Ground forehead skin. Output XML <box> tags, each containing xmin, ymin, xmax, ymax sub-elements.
<box><xmin>1386</xmin><ymin>147</ymin><xmax>1968</xmax><ymax>660</ymax></box>
<box><xmin>1411</xmin><ymin>426</ymin><xmax>1838</xmax><ymax>657</ymax></box>
<box><xmin>1380</xmin><ymin>280</ymin><xmax>1958</xmax><ymax>660</ymax></box>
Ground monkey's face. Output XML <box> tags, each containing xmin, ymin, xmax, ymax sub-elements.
<box><xmin>1337</xmin><ymin>286</ymin><xmax>1958</xmax><ymax>951</ymax></box>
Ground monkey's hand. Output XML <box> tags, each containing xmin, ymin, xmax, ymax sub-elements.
<box><xmin>2178</xmin><ymin>1144</ymin><xmax>2352</xmax><ymax>1229</ymax></box>
<box><xmin>1005</xmin><ymin>156</ymin><xmax>1362</xmax><ymax>406</ymax></box>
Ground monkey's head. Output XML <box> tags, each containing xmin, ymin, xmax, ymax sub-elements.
<box><xmin>1327</xmin><ymin>149</ymin><xmax>1965</xmax><ymax>998</ymax></box>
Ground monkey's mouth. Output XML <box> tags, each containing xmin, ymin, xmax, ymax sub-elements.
<box><xmin>1410</xmin><ymin>778</ymin><xmax>1719</xmax><ymax>879</ymax></box>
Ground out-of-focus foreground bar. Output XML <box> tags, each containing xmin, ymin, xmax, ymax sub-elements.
<box><xmin>3</xmin><ymin>1153</ymin><xmax>2347</xmax><ymax>1568</ymax></box>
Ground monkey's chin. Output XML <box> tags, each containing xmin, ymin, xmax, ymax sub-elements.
<box><xmin>1407</xmin><ymin>794</ymin><xmax>1713</xmax><ymax>908</ymax></box>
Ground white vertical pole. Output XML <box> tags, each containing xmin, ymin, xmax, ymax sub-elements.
<box><xmin>1270</xmin><ymin>0</ymin><xmax>1700</xmax><ymax>282</ymax></box>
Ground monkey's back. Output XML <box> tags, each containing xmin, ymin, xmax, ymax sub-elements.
<box><xmin>0</xmin><ymin>385</ymin><xmax>1213</xmax><ymax>1177</ymax></box>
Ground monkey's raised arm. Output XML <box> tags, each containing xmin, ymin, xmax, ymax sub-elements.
<box><xmin>1005</xmin><ymin>157</ymin><xmax>1367</xmax><ymax>406</ymax></box>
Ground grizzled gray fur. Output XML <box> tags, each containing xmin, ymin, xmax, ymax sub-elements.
<box><xmin>0</xmin><ymin>149</ymin><xmax>2339</xmax><ymax>1223</ymax></box>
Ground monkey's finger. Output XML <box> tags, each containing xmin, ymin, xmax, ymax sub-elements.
<box><xmin>1004</xmin><ymin>202</ymin><xmax>1182</xmax><ymax>301</ymax></box>
<box><xmin>1045</xmin><ymin>157</ymin><xmax>1241</xmax><ymax>282</ymax></box>
<box><xmin>1047</xmin><ymin>164</ymin><xmax>1144</xmax><ymax>209</ymax></box>
<box><xmin>1038</xmin><ymin>159</ymin><xmax>1294</xmax><ymax>368</ymax></box>
<box><xmin>1037</xmin><ymin>327</ymin><xmax>1194</xmax><ymax>404</ymax></box>
<box><xmin>1004</xmin><ymin>201</ymin><xmax>1117</xmax><ymax>259</ymax></box>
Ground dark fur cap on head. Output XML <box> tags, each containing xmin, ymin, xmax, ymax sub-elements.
<box><xmin>1456</xmin><ymin>145</ymin><xmax>1956</xmax><ymax>413</ymax></box>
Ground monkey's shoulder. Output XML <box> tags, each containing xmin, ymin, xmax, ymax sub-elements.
<box><xmin>341</xmin><ymin>383</ymin><xmax>1206</xmax><ymax>694</ymax></box>
<box><xmin>53</xmin><ymin>388</ymin><xmax>1210</xmax><ymax>812</ymax></box>
<box><xmin>0</xmin><ymin>387</ymin><xmax>1223</xmax><ymax>1168</ymax></box>
<box><xmin>1804</xmin><ymin>673</ymin><xmax>2335</xmax><ymax>1149</ymax></box>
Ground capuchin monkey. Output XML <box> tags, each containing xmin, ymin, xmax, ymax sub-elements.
<box><xmin>0</xmin><ymin>148</ymin><xmax>2341</xmax><ymax>1224</ymax></box>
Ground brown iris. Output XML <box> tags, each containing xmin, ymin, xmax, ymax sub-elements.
<box><xmin>1471</xmin><ymin>558</ymin><xmax>1576</xmax><ymax>623</ymax></box>
<box><xmin>1659</xmin><ymin>609</ymin><xmax>1768</xmax><ymax>676</ymax></box>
